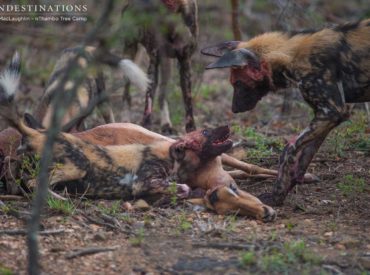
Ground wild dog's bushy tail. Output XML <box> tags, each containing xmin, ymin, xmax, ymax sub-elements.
<box><xmin>0</xmin><ymin>52</ymin><xmax>36</xmax><ymax>137</ymax></box>
<box><xmin>0</xmin><ymin>52</ymin><xmax>20</xmax><ymax>104</ymax></box>
<box><xmin>119</xmin><ymin>59</ymin><xmax>150</xmax><ymax>92</ymax></box>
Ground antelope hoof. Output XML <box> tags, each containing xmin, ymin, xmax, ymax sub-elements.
<box><xmin>260</xmin><ymin>205</ymin><xmax>277</xmax><ymax>222</ymax></box>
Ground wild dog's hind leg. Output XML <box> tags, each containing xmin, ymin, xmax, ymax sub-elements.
<box><xmin>159</xmin><ymin>57</ymin><xmax>176</xmax><ymax>134</ymax></box>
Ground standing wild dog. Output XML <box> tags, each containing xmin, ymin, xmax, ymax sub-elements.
<box><xmin>202</xmin><ymin>19</ymin><xmax>370</xmax><ymax>205</ymax></box>
<box><xmin>0</xmin><ymin>53</ymin><xmax>277</xmax><ymax>221</ymax></box>
<box><xmin>122</xmin><ymin>0</ymin><xmax>198</xmax><ymax>133</ymax></box>
<box><xmin>34</xmin><ymin>46</ymin><xmax>150</xmax><ymax>130</ymax></box>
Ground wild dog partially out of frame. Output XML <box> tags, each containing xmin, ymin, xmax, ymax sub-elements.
<box><xmin>0</xmin><ymin>53</ymin><xmax>277</xmax><ymax>221</ymax></box>
<box><xmin>34</xmin><ymin>46</ymin><xmax>150</xmax><ymax>130</ymax></box>
<box><xmin>122</xmin><ymin>0</ymin><xmax>198</xmax><ymax>133</ymax></box>
<box><xmin>202</xmin><ymin>19</ymin><xmax>370</xmax><ymax>205</ymax></box>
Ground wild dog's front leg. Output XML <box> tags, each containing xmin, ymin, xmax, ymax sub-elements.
<box><xmin>178</xmin><ymin>52</ymin><xmax>196</xmax><ymax>132</ymax></box>
<box><xmin>289</xmin><ymin>136</ymin><xmax>325</xmax><ymax>187</ymax></box>
<box><xmin>272</xmin><ymin>117</ymin><xmax>344</xmax><ymax>205</ymax></box>
<box><xmin>260</xmin><ymin>79</ymin><xmax>349</xmax><ymax>206</ymax></box>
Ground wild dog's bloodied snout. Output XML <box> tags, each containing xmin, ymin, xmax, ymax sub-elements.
<box><xmin>201</xmin><ymin>125</ymin><xmax>233</xmax><ymax>159</ymax></box>
<box><xmin>230</xmin><ymin>61</ymin><xmax>273</xmax><ymax>113</ymax></box>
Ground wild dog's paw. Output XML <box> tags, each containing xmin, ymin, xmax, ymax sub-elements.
<box><xmin>261</xmin><ymin>206</ymin><xmax>277</xmax><ymax>222</ymax></box>
<box><xmin>176</xmin><ymin>183</ymin><xmax>191</xmax><ymax>199</ymax></box>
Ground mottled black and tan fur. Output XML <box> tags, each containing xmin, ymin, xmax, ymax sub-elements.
<box><xmin>0</xmin><ymin>52</ymin><xmax>235</xmax><ymax>200</ymax></box>
<box><xmin>202</xmin><ymin>19</ymin><xmax>370</xmax><ymax>205</ymax></box>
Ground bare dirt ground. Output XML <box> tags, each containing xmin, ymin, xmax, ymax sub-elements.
<box><xmin>0</xmin><ymin>1</ymin><xmax>370</xmax><ymax>274</ymax></box>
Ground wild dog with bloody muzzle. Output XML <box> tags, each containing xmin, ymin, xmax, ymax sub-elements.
<box><xmin>0</xmin><ymin>54</ymin><xmax>277</xmax><ymax>221</ymax></box>
<box><xmin>202</xmin><ymin>19</ymin><xmax>370</xmax><ymax>206</ymax></box>
<box><xmin>34</xmin><ymin>46</ymin><xmax>150</xmax><ymax>130</ymax></box>
<box><xmin>0</xmin><ymin>53</ymin><xmax>277</xmax><ymax>221</ymax></box>
<box><xmin>0</xmin><ymin>53</ymin><xmax>227</xmax><ymax>200</ymax></box>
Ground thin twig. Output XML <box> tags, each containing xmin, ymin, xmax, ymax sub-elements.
<box><xmin>76</xmin><ymin>209</ymin><xmax>131</xmax><ymax>235</ymax></box>
<box><xmin>48</xmin><ymin>189</ymin><xmax>67</xmax><ymax>201</ymax></box>
<box><xmin>0</xmin><ymin>195</ymin><xmax>23</xmax><ymax>201</ymax></box>
<box><xmin>65</xmin><ymin>246</ymin><xmax>118</xmax><ymax>259</ymax></box>
<box><xmin>192</xmin><ymin>242</ymin><xmax>255</xmax><ymax>250</ymax></box>
<box><xmin>0</xmin><ymin>229</ymin><xmax>65</xmax><ymax>236</ymax></box>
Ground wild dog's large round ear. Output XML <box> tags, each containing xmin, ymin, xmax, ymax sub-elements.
<box><xmin>169</xmin><ymin>142</ymin><xmax>186</xmax><ymax>161</ymax></box>
<box><xmin>205</xmin><ymin>48</ymin><xmax>260</xmax><ymax>70</ymax></box>
<box><xmin>201</xmin><ymin>41</ymin><xmax>241</xmax><ymax>57</ymax></box>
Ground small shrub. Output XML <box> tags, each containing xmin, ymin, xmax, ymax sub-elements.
<box><xmin>337</xmin><ymin>175</ymin><xmax>366</xmax><ymax>197</ymax></box>
<box><xmin>178</xmin><ymin>213</ymin><xmax>192</xmax><ymax>231</ymax></box>
<box><xmin>0</xmin><ymin>265</ymin><xmax>13</xmax><ymax>275</ymax></box>
<box><xmin>241</xmin><ymin>251</ymin><xmax>256</xmax><ymax>266</ymax></box>
<box><xmin>47</xmin><ymin>197</ymin><xmax>74</xmax><ymax>215</ymax></box>
<box><xmin>129</xmin><ymin>227</ymin><xmax>145</xmax><ymax>246</ymax></box>
<box><xmin>168</xmin><ymin>182</ymin><xmax>178</xmax><ymax>206</ymax></box>
<box><xmin>98</xmin><ymin>200</ymin><xmax>121</xmax><ymax>216</ymax></box>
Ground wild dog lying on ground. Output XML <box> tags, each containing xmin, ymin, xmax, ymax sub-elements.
<box><xmin>121</xmin><ymin>0</ymin><xmax>198</xmax><ymax>133</ymax></box>
<box><xmin>33</xmin><ymin>46</ymin><xmax>150</xmax><ymax>130</ymax></box>
<box><xmin>0</xmin><ymin>54</ymin><xmax>276</xmax><ymax>221</ymax></box>
<box><xmin>72</xmin><ymin>123</ymin><xmax>277</xmax><ymax>220</ymax></box>
<box><xmin>202</xmin><ymin>19</ymin><xmax>370</xmax><ymax>205</ymax></box>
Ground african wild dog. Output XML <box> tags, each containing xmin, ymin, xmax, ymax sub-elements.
<box><xmin>202</xmin><ymin>19</ymin><xmax>370</xmax><ymax>205</ymax></box>
<box><xmin>121</xmin><ymin>0</ymin><xmax>198</xmax><ymax>133</ymax></box>
<box><xmin>0</xmin><ymin>53</ymin><xmax>277</xmax><ymax>221</ymax></box>
<box><xmin>34</xmin><ymin>46</ymin><xmax>149</xmax><ymax>131</ymax></box>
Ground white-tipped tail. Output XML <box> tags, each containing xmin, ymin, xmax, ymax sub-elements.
<box><xmin>119</xmin><ymin>59</ymin><xmax>150</xmax><ymax>92</ymax></box>
<box><xmin>0</xmin><ymin>52</ymin><xmax>21</xmax><ymax>99</ymax></box>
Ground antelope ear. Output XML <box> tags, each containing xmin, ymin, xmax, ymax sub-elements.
<box><xmin>24</xmin><ymin>113</ymin><xmax>44</xmax><ymax>130</ymax></box>
<box><xmin>205</xmin><ymin>48</ymin><xmax>260</xmax><ymax>70</ymax></box>
<box><xmin>169</xmin><ymin>142</ymin><xmax>186</xmax><ymax>161</ymax></box>
<box><xmin>201</xmin><ymin>41</ymin><xmax>241</xmax><ymax>57</ymax></box>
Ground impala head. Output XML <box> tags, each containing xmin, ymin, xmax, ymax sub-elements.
<box><xmin>201</xmin><ymin>41</ymin><xmax>274</xmax><ymax>113</ymax></box>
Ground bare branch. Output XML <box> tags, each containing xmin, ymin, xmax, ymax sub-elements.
<box><xmin>26</xmin><ymin>1</ymin><xmax>116</xmax><ymax>274</ymax></box>
<box><xmin>65</xmin><ymin>246</ymin><xmax>118</xmax><ymax>260</ymax></box>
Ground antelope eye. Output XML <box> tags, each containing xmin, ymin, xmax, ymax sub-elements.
<box><xmin>229</xmin><ymin>183</ymin><xmax>237</xmax><ymax>192</ymax></box>
<box><xmin>202</xmin><ymin>129</ymin><xmax>209</xmax><ymax>137</ymax></box>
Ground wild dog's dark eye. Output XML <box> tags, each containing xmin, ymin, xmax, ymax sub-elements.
<box><xmin>202</xmin><ymin>129</ymin><xmax>209</xmax><ymax>137</ymax></box>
